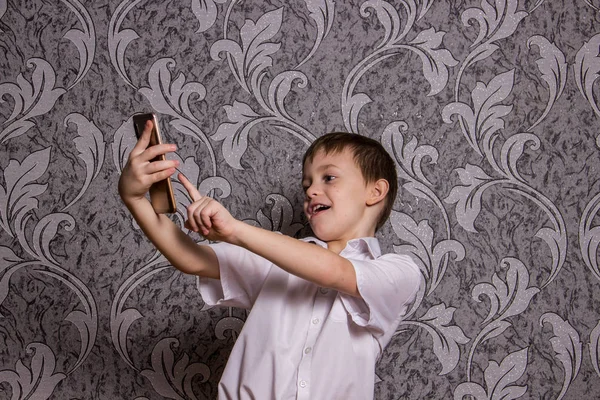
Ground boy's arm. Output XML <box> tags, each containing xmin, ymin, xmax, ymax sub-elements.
<box><xmin>118</xmin><ymin>121</ymin><xmax>219</xmax><ymax>279</ymax></box>
<box><xmin>236</xmin><ymin>223</ymin><xmax>360</xmax><ymax>297</ymax></box>
<box><xmin>180</xmin><ymin>176</ymin><xmax>359</xmax><ymax>297</ymax></box>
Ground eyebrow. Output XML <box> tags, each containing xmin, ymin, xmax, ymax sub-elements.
<box><xmin>312</xmin><ymin>163</ymin><xmax>340</xmax><ymax>172</ymax></box>
<box><xmin>302</xmin><ymin>163</ymin><xmax>340</xmax><ymax>180</ymax></box>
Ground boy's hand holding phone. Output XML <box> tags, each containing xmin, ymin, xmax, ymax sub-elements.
<box><xmin>119</xmin><ymin>112</ymin><xmax>239</xmax><ymax>244</ymax></box>
<box><xmin>118</xmin><ymin>119</ymin><xmax>179</xmax><ymax>210</ymax></box>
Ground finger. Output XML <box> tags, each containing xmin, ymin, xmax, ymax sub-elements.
<box><xmin>148</xmin><ymin>167</ymin><xmax>177</xmax><ymax>184</ymax></box>
<box><xmin>179</xmin><ymin>173</ymin><xmax>203</xmax><ymax>202</ymax></box>
<box><xmin>186</xmin><ymin>202</ymin><xmax>200</xmax><ymax>233</ymax></box>
<box><xmin>200</xmin><ymin>204</ymin><xmax>213</xmax><ymax>233</ymax></box>
<box><xmin>140</xmin><ymin>143</ymin><xmax>177</xmax><ymax>162</ymax></box>
<box><xmin>131</xmin><ymin>120</ymin><xmax>153</xmax><ymax>154</ymax></box>
<box><xmin>184</xmin><ymin>219</ymin><xmax>194</xmax><ymax>232</ymax></box>
<box><xmin>192</xmin><ymin>199</ymin><xmax>213</xmax><ymax>236</ymax></box>
<box><xmin>144</xmin><ymin>159</ymin><xmax>180</xmax><ymax>175</ymax></box>
<box><xmin>187</xmin><ymin>197</ymin><xmax>213</xmax><ymax>232</ymax></box>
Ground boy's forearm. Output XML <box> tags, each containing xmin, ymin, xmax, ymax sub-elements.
<box><xmin>231</xmin><ymin>222</ymin><xmax>359</xmax><ymax>297</ymax></box>
<box><xmin>123</xmin><ymin>197</ymin><xmax>219</xmax><ymax>279</ymax></box>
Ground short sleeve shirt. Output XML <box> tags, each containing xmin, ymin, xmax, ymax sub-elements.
<box><xmin>198</xmin><ymin>236</ymin><xmax>421</xmax><ymax>400</ymax></box>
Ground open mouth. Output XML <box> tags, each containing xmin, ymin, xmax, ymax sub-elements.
<box><xmin>310</xmin><ymin>204</ymin><xmax>331</xmax><ymax>216</ymax></box>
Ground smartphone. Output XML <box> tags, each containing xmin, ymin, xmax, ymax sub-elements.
<box><xmin>132</xmin><ymin>113</ymin><xmax>177</xmax><ymax>214</ymax></box>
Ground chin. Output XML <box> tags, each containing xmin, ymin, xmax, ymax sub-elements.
<box><xmin>310</xmin><ymin>227</ymin><xmax>334</xmax><ymax>242</ymax></box>
<box><xmin>308</xmin><ymin>223</ymin><xmax>323</xmax><ymax>239</ymax></box>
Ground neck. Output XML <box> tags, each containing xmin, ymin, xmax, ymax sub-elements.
<box><xmin>326</xmin><ymin>240</ymin><xmax>346</xmax><ymax>254</ymax></box>
<box><xmin>325</xmin><ymin>232</ymin><xmax>376</xmax><ymax>254</ymax></box>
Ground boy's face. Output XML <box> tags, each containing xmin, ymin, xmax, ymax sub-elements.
<box><xmin>302</xmin><ymin>149</ymin><xmax>376</xmax><ymax>249</ymax></box>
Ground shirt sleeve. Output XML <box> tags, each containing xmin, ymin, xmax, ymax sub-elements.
<box><xmin>197</xmin><ymin>242</ymin><xmax>273</xmax><ymax>310</ymax></box>
<box><xmin>339</xmin><ymin>253</ymin><xmax>421</xmax><ymax>344</ymax></box>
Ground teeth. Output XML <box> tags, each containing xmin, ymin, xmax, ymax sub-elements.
<box><xmin>314</xmin><ymin>204</ymin><xmax>329</xmax><ymax>212</ymax></box>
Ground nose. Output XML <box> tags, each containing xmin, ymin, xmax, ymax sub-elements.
<box><xmin>305</xmin><ymin>182</ymin><xmax>319</xmax><ymax>199</ymax></box>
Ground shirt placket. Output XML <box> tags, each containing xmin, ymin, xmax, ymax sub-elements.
<box><xmin>296</xmin><ymin>286</ymin><xmax>332</xmax><ymax>400</ymax></box>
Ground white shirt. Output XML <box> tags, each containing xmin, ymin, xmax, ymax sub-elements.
<box><xmin>199</xmin><ymin>236</ymin><xmax>421</xmax><ymax>400</ymax></box>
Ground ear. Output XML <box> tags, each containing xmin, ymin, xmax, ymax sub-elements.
<box><xmin>366</xmin><ymin>179</ymin><xmax>389</xmax><ymax>206</ymax></box>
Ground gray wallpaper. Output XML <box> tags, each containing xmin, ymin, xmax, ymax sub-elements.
<box><xmin>1</xmin><ymin>0</ymin><xmax>600</xmax><ymax>399</ymax></box>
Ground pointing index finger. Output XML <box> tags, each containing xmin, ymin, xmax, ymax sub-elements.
<box><xmin>179</xmin><ymin>173</ymin><xmax>203</xmax><ymax>202</ymax></box>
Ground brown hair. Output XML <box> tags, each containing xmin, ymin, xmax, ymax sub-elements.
<box><xmin>302</xmin><ymin>132</ymin><xmax>398</xmax><ymax>231</ymax></box>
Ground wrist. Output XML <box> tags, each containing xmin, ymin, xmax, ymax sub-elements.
<box><xmin>121</xmin><ymin>193</ymin><xmax>149</xmax><ymax>211</ymax></box>
<box><xmin>228</xmin><ymin>219</ymin><xmax>252</xmax><ymax>247</ymax></box>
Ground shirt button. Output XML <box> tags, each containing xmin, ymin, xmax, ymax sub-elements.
<box><xmin>299</xmin><ymin>380</ymin><xmax>307</xmax><ymax>388</ymax></box>
<box><xmin>304</xmin><ymin>347</ymin><xmax>312</xmax><ymax>354</ymax></box>
<box><xmin>312</xmin><ymin>318</ymin><xmax>320</xmax><ymax>325</ymax></box>
<box><xmin>319</xmin><ymin>288</ymin><xmax>329</xmax><ymax>294</ymax></box>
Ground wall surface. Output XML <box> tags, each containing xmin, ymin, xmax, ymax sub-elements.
<box><xmin>1</xmin><ymin>0</ymin><xmax>600</xmax><ymax>399</ymax></box>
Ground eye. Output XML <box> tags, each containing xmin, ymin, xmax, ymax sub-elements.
<box><xmin>324</xmin><ymin>175</ymin><xmax>336</xmax><ymax>183</ymax></box>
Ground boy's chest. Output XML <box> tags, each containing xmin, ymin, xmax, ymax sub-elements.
<box><xmin>255</xmin><ymin>267</ymin><xmax>352</xmax><ymax>337</ymax></box>
<box><xmin>231</xmin><ymin>266</ymin><xmax>376</xmax><ymax>400</ymax></box>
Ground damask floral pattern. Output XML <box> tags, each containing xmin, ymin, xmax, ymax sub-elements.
<box><xmin>1</xmin><ymin>0</ymin><xmax>599</xmax><ymax>399</ymax></box>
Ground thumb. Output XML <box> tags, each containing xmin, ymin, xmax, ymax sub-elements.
<box><xmin>132</xmin><ymin>119</ymin><xmax>152</xmax><ymax>155</ymax></box>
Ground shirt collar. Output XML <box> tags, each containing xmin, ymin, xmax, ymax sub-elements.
<box><xmin>302</xmin><ymin>236</ymin><xmax>381</xmax><ymax>259</ymax></box>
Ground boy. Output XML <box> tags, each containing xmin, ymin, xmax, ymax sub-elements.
<box><xmin>118</xmin><ymin>121</ymin><xmax>421</xmax><ymax>400</ymax></box>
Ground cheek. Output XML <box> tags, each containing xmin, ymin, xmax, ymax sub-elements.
<box><xmin>327</xmin><ymin>185</ymin><xmax>340</xmax><ymax>195</ymax></box>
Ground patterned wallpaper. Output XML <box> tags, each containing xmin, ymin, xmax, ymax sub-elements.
<box><xmin>1</xmin><ymin>0</ymin><xmax>600</xmax><ymax>398</ymax></box>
